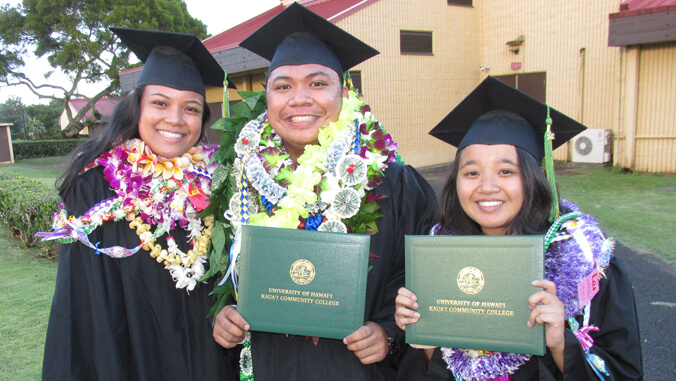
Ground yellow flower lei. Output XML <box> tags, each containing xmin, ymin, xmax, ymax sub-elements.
<box><xmin>40</xmin><ymin>139</ymin><xmax>217</xmax><ymax>291</ymax></box>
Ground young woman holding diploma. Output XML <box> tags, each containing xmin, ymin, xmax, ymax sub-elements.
<box><xmin>395</xmin><ymin>77</ymin><xmax>642</xmax><ymax>381</ymax></box>
<box><xmin>41</xmin><ymin>28</ymin><xmax>238</xmax><ymax>380</ymax></box>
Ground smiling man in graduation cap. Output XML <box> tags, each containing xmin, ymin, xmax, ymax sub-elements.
<box><xmin>394</xmin><ymin>76</ymin><xmax>642</xmax><ymax>380</ymax></box>
<box><xmin>211</xmin><ymin>3</ymin><xmax>437</xmax><ymax>380</ymax></box>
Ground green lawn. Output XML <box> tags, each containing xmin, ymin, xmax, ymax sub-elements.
<box><xmin>0</xmin><ymin>224</ymin><xmax>57</xmax><ymax>381</ymax></box>
<box><xmin>0</xmin><ymin>158</ymin><xmax>63</xmax><ymax>379</ymax></box>
<box><xmin>0</xmin><ymin>157</ymin><xmax>674</xmax><ymax>378</ymax></box>
<box><xmin>0</xmin><ymin>156</ymin><xmax>66</xmax><ymax>189</ymax></box>
<box><xmin>556</xmin><ymin>165</ymin><xmax>676</xmax><ymax>264</ymax></box>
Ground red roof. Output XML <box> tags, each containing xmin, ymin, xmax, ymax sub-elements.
<box><xmin>202</xmin><ymin>4</ymin><xmax>285</xmax><ymax>52</ymax></box>
<box><xmin>203</xmin><ymin>0</ymin><xmax>380</xmax><ymax>52</ymax></box>
<box><xmin>68</xmin><ymin>98</ymin><xmax>120</xmax><ymax>120</ymax></box>
<box><xmin>610</xmin><ymin>0</ymin><xmax>676</xmax><ymax>18</ymax></box>
<box><xmin>120</xmin><ymin>0</ymin><xmax>380</xmax><ymax>75</ymax></box>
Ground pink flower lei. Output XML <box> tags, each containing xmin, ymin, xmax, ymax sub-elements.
<box><xmin>38</xmin><ymin>139</ymin><xmax>218</xmax><ymax>291</ymax></box>
<box><xmin>223</xmin><ymin>89</ymin><xmax>401</xmax><ymax>381</ymax></box>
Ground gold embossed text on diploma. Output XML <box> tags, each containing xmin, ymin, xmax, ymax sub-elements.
<box><xmin>238</xmin><ymin>225</ymin><xmax>370</xmax><ymax>340</ymax></box>
<box><xmin>405</xmin><ymin>235</ymin><xmax>545</xmax><ymax>355</ymax></box>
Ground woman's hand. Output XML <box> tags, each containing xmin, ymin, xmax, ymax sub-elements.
<box><xmin>528</xmin><ymin>279</ymin><xmax>566</xmax><ymax>371</ymax></box>
<box><xmin>395</xmin><ymin>287</ymin><xmax>421</xmax><ymax>331</ymax></box>
<box><xmin>212</xmin><ymin>305</ymin><xmax>250</xmax><ymax>349</ymax></box>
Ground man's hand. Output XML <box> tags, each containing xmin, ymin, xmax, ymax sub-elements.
<box><xmin>213</xmin><ymin>305</ymin><xmax>249</xmax><ymax>349</ymax></box>
<box><xmin>343</xmin><ymin>321</ymin><xmax>389</xmax><ymax>364</ymax></box>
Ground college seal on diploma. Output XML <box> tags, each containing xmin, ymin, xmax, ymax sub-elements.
<box><xmin>238</xmin><ymin>225</ymin><xmax>370</xmax><ymax>339</ymax></box>
<box><xmin>290</xmin><ymin>259</ymin><xmax>316</xmax><ymax>285</ymax></box>
<box><xmin>457</xmin><ymin>266</ymin><xmax>485</xmax><ymax>295</ymax></box>
<box><xmin>405</xmin><ymin>235</ymin><xmax>545</xmax><ymax>355</ymax></box>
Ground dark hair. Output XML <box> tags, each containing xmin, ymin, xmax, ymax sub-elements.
<box><xmin>436</xmin><ymin>146</ymin><xmax>552</xmax><ymax>236</ymax></box>
<box><xmin>57</xmin><ymin>85</ymin><xmax>212</xmax><ymax>202</ymax></box>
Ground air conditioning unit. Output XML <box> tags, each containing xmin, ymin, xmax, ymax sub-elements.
<box><xmin>571</xmin><ymin>129</ymin><xmax>612</xmax><ymax>164</ymax></box>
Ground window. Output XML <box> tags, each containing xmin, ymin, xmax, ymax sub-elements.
<box><xmin>494</xmin><ymin>73</ymin><xmax>546</xmax><ymax>103</ymax></box>
<box><xmin>400</xmin><ymin>31</ymin><xmax>433</xmax><ymax>55</ymax></box>
<box><xmin>348</xmin><ymin>70</ymin><xmax>362</xmax><ymax>95</ymax></box>
<box><xmin>448</xmin><ymin>0</ymin><xmax>473</xmax><ymax>6</ymax></box>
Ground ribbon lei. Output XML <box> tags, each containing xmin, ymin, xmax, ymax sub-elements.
<box><xmin>574</xmin><ymin>325</ymin><xmax>600</xmax><ymax>350</ymax></box>
<box><xmin>568</xmin><ymin>317</ymin><xmax>610</xmax><ymax>379</ymax></box>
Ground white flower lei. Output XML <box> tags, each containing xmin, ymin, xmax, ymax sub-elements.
<box><xmin>220</xmin><ymin>89</ymin><xmax>399</xmax><ymax>380</ymax></box>
<box><xmin>38</xmin><ymin>139</ymin><xmax>217</xmax><ymax>292</ymax></box>
<box><xmin>228</xmin><ymin>90</ymin><xmax>389</xmax><ymax>232</ymax></box>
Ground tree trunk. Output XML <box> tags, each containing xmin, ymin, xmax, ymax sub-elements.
<box><xmin>60</xmin><ymin>84</ymin><xmax>116</xmax><ymax>137</ymax></box>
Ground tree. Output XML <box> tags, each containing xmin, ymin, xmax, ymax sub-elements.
<box><xmin>27</xmin><ymin>100</ymin><xmax>64</xmax><ymax>137</ymax></box>
<box><xmin>0</xmin><ymin>96</ymin><xmax>26</xmax><ymax>139</ymax></box>
<box><xmin>0</xmin><ymin>0</ymin><xmax>208</xmax><ymax>137</ymax></box>
<box><xmin>26</xmin><ymin>116</ymin><xmax>46</xmax><ymax>138</ymax></box>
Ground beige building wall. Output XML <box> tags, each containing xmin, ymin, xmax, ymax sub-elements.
<box><xmin>633</xmin><ymin>42</ymin><xmax>676</xmax><ymax>173</ymax></box>
<box><xmin>214</xmin><ymin>72</ymin><xmax>267</xmax><ymax>105</ymax></box>
<box><xmin>338</xmin><ymin>0</ymin><xmax>482</xmax><ymax>167</ymax></box>
<box><xmin>616</xmin><ymin>46</ymin><xmax>636</xmax><ymax>170</ymax></box>
<box><xmin>215</xmin><ymin>0</ymin><xmax>674</xmax><ymax>172</ymax></box>
<box><xmin>481</xmin><ymin>0</ymin><xmax>622</xmax><ymax>162</ymax></box>
<box><xmin>205</xmin><ymin>86</ymin><xmax>226</xmax><ymax>105</ymax></box>
<box><xmin>58</xmin><ymin>107</ymin><xmax>71</xmax><ymax>130</ymax></box>
<box><xmin>59</xmin><ymin>104</ymin><xmax>91</xmax><ymax>135</ymax></box>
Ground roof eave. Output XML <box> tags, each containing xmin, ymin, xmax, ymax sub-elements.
<box><xmin>608</xmin><ymin>7</ymin><xmax>676</xmax><ymax>46</ymax></box>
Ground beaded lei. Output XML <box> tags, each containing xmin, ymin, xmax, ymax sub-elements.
<box><xmin>220</xmin><ymin>88</ymin><xmax>399</xmax><ymax>381</ymax></box>
<box><xmin>37</xmin><ymin>139</ymin><xmax>217</xmax><ymax>292</ymax></box>
<box><xmin>436</xmin><ymin>200</ymin><xmax>615</xmax><ymax>381</ymax></box>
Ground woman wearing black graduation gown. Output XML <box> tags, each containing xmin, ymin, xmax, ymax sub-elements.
<box><xmin>395</xmin><ymin>77</ymin><xmax>642</xmax><ymax>381</ymax></box>
<box><xmin>41</xmin><ymin>28</ymin><xmax>237</xmax><ymax>380</ymax></box>
<box><xmin>403</xmin><ymin>256</ymin><xmax>642</xmax><ymax>380</ymax></box>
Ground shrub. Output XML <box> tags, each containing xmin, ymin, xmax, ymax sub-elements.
<box><xmin>0</xmin><ymin>169</ymin><xmax>59</xmax><ymax>256</ymax></box>
<box><xmin>12</xmin><ymin>139</ymin><xmax>82</xmax><ymax>159</ymax></box>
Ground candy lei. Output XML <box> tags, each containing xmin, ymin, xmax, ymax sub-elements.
<box><xmin>438</xmin><ymin>200</ymin><xmax>614</xmax><ymax>381</ymax></box>
<box><xmin>224</xmin><ymin>89</ymin><xmax>399</xmax><ymax>380</ymax></box>
<box><xmin>38</xmin><ymin>139</ymin><xmax>217</xmax><ymax>292</ymax></box>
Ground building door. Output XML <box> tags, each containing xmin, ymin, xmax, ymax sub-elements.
<box><xmin>494</xmin><ymin>72</ymin><xmax>546</xmax><ymax>103</ymax></box>
<box><xmin>1</xmin><ymin>125</ymin><xmax>14</xmax><ymax>163</ymax></box>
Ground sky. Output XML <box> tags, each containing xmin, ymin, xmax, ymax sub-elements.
<box><xmin>0</xmin><ymin>0</ymin><xmax>280</xmax><ymax>105</ymax></box>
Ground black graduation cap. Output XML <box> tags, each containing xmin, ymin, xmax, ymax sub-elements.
<box><xmin>429</xmin><ymin>76</ymin><xmax>586</xmax><ymax>163</ymax></box>
<box><xmin>239</xmin><ymin>2</ymin><xmax>379</xmax><ymax>77</ymax></box>
<box><xmin>111</xmin><ymin>27</ymin><xmax>235</xmax><ymax>96</ymax></box>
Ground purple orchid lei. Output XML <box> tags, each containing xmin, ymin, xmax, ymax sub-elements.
<box><xmin>438</xmin><ymin>200</ymin><xmax>612</xmax><ymax>380</ymax></box>
<box><xmin>87</xmin><ymin>139</ymin><xmax>217</xmax><ymax>231</ymax></box>
<box><xmin>225</xmin><ymin>89</ymin><xmax>401</xmax><ymax>381</ymax></box>
<box><xmin>38</xmin><ymin>139</ymin><xmax>218</xmax><ymax>291</ymax></box>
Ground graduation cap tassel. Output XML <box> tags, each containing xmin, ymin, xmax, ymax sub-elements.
<box><xmin>344</xmin><ymin>71</ymin><xmax>355</xmax><ymax>93</ymax></box>
<box><xmin>223</xmin><ymin>70</ymin><xmax>230</xmax><ymax>118</ymax></box>
<box><xmin>544</xmin><ymin>105</ymin><xmax>560</xmax><ymax>222</ymax></box>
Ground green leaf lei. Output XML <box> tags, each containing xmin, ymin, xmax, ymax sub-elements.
<box><xmin>200</xmin><ymin>91</ymin><xmax>268</xmax><ymax>316</ymax></box>
<box><xmin>202</xmin><ymin>80</ymin><xmax>401</xmax><ymax>317</ymax></box>
<box><xmin>203</xmin><ymin>76</ymin><xmax>401</xmax><ymax>380</ymax></box>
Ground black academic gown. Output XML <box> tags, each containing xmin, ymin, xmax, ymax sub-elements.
<box><xmin>43</xmin><ymin>167</ymin><xmax>237</xmax><ymax>381</ymax></box>
<box><xmin>247</xmin><ymin>162</ymin><xmax>438</xmax><ymax>381</ymax></box>
<box><xmin>396</xmin><ymin>257</ymin><xmax>643</xmax><ymax>381</ymax></box>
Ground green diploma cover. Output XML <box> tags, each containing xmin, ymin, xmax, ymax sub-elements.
<box><xmin>238</xmin><ymin>225</ymin><xmax>370</xmax><ymax>340</ymax></box>
<box><xmin>405</xmin><ymin>235</ymin><xmax>545</xmax><ymax>355</ymax></box>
